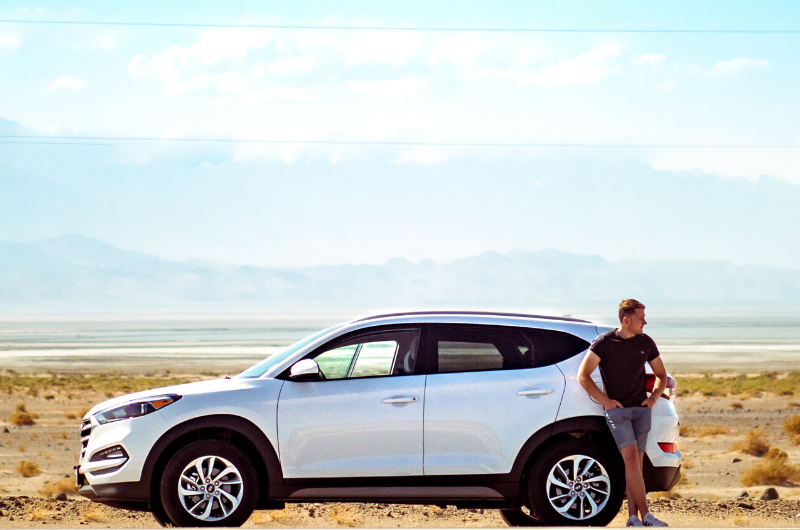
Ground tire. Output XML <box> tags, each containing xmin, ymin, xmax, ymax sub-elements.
<box><xmin>151</xmin><ymin>502</ymin><xmax>175</xmax><ymax>527</ymax></box>
<box><xmin>527</xmin><ymin>439</ymin><xmax>623</xmax><ymax>527</ymax></box>
<box><xmin>499</xmin><ymin>507</ymin><xmax>543</xmax><ymax>527</ymax></box>
<box><xmin>160</xmin><ymin>440</ymin><xmax>259</xmax><ymax>527</ymax></box>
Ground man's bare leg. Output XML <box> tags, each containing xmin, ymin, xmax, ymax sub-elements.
<box><xmin>620</xmin><ymin>445</ymin><xmax>648</xmax><ymax>519</ymax></box>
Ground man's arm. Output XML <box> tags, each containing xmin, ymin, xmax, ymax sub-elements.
<box><xmin>578</xmin><ymin>351</ymin><xmax>622</xmax><ymax>410</ymax></box>
<box><xmin>642</xmin><ymin>356</ymin><xmax>668</xmax><ymax>409</ymax></box>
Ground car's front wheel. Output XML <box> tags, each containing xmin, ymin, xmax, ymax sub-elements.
<box><xmin>160</xmin><ymin>440</ymin><xmax>258</xmax><ymax>527</ymax></box>
<box><xmin>527</xmin><ymin>439</ymin><xmax>623</xmax><ymax>527</ymax></box>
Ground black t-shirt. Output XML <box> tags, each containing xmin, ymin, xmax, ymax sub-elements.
<box><xmin>590</xmin><ymin>330</ymin><xmax>660</xmax><ymax>408</ymax></box>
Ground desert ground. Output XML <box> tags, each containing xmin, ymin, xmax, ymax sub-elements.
<box><xmin>0</xmin><ymin>370</ymin><xmax>798</xmax><ymax>527</ymax></box>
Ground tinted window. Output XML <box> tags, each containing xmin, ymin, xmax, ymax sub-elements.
<box><xmin>524</xmin><ymin>329</ymin><xmax>590</xmax><ymax>367</ymax></box>
<box><xmin>433</xmin><ymin>326</ymin><xmax>532</xmax><ymax>373</ymax></box>
<box><xmin>312</xmin><ymin>328</ymin><xmax>420</xmax><ymax>379</ymax></box>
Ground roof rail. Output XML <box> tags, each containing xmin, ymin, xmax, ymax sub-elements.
<box><xmin>353</xmin><ymin>310</ymin><xmax>591</xmax><ymax>324</ymax></box>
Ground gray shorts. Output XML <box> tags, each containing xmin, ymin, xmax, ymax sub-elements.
<box><xmin>605</xmin><ymin>406</ymin><xmax>651</xmax><ymax>451</ymax></box>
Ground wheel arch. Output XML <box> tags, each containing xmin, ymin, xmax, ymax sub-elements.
<box><xmin>510</xmin><ymin>415</ymin><xmax>621</xmax><ymax>503</ymax></box>
<box><xmin>141</xmin><ymin>415</ymin><xmax>284</xmax><ymax>510</ymax></box>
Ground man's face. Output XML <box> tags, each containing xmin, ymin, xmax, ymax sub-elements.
<box><xmin>626</xmin><ymin>308</ymin><xmax>647</xmax><ymax>334</ymax></box>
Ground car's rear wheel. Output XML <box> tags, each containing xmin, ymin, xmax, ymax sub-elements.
<box><xmin>160</xmin><ymin>440</ymin><xmax>258</xmax><ymax>527</ymax></box>
<box><xmin>499</xmin><ymin>506</ymin><xmax>543</xmax><ymax>526</ymax></box>
<box><xmin>527</xmin><ymin>439</ymin><xmax>623</xmax><ymax>527</ymax></box>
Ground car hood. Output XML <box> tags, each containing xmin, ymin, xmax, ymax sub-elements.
<box><xmin>84</xmin><ymin>377</ymin><xmax>264</xmax><ymax>419</ymax></box>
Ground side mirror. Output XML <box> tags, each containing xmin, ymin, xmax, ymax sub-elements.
<box><xmin>289</xmin><ymin>359</ymin><xmax>322</xmax><ymax>381</ymax></box>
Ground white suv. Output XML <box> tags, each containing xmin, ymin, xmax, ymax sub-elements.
<box><xmin>77</xmin><ymin>311</ymin><xmax>681</xmax><ymax>527</ymax></box>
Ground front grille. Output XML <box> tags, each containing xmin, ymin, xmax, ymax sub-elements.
<box><xmin>79</xmin><ymin>419</ymin><xmax>94</xmax><ymax>462</ymax></box>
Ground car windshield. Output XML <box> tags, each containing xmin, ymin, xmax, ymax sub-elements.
<box><xmin>236</xmin><ymin>324</ymin><xmax>343</xmax><ymax>378</ymax></box>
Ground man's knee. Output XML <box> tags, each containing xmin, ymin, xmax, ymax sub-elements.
<box><xmin>619</xmin><ymin>444</ymin><xmax>639</xmax><ymax>463</ymax></box>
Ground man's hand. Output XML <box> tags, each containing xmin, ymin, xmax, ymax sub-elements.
<box><xmin>604</xmin><ymin>398</ymin><xmax>623</xmax><ymax>411</ymax></box>
<box><xmin>641</xmin><ymin>396</ymin><xmax>656</xmax><ymax>410</ymax></box>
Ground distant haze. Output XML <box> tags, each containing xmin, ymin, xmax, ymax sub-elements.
<box><xmin>1</xmin><ymin>234</ymin><xmax>798</xmax><ymax>314</ymax></box>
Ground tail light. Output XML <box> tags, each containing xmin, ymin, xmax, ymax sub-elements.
<box><xmin>645</xmin><ymin>374</ymin><xmax>677</xmax><ymax>400</ymax></box>
<box><xmin>658</xmin><ymin>442</ymin><xmax>678</xmax><ymax>453</ymax></box>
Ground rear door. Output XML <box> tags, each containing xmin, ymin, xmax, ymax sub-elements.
<box><xmin>422</xmin><ymin>324</ymin><xmax>566</xmax><ymax>475</ymax></box>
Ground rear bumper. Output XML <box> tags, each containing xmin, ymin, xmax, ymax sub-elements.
<box><xmin>644</xmin><ymin>460</ymin><xmax>681</xmax><ymax>492</ymax></box>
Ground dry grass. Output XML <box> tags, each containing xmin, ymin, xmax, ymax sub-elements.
<box><xmin>676</xmin><ymin>372</ymin><xmax>800</xmax><ymax>397</ymax></box>
<box><xmin>785</xmin><ymin>415</ymin><xmax>800</xmax><ymax>445</ymax></box>
<box><xmin>64</xmin><ymin>412</ymin><xmax>77</xmax><ymax>420</ymax></box>
<box><xmin>24</xmin><ymin>507</ymin><xmax>51</xmax><ymax>521</ymax></box>
<box><xmin>677</xmin><ymin>473</ymin><xmax>690</xmax><ymax>486</ymax></box>
<box><xmin>680</xmin><ymin>424</ymin><xmax>729</xmax><ymax>437</ymax></box>
<box><xmin>82</xmin><ymin>507</ymin><xmax>106</xmax><ymax>523</ymax></box>
<box><xmin>682</xmin><ymin>458</ymin><xmax>695</xmax><ymax>469</ymax></box>
<box><xmin>39</xmin><ymin>477</ymin><xmax>79</xmax><ymax>497</ymax></box>
<box><xmin>78</xmin><ymin>407</ymin><xmax>90</xmax><ymax>418</ymax></box>
<box><xmin>652</xmin><ymin>490</ymin><xmax>681</xmax><ymax>499</ymax></box>
<box><xmin>730</xmin><ymin>402</ymin><xmax>743</xmax><ymax>410</ymax></box>
<box><xmin>10</xmin><ymin>403</ymin><xmax>36</xmax><ymax>426</ymax></box>
<box><xmin>731</xmin><ymin>428</ymin><xmax>771</xmax><ymax>457</ymax></box>
<box><xmin>741</xmin><ymin>447</ymin><xmax>800</xmax><ymax>486</ymax></box>
<box><xmin>51</xmin><ymin>431</ymin><xmax>69</xmax><ymax>440</ymax></box>
<box><xmin>787</xmin><ymin>402</ymin><xmax>800</xmax><ymax>409</ymax></box>
<box><xmin>17</xmin><ymin>444</ymin><xmax>25</xmax><ymax>452</ymax></box>
<box><xmin>16</xmin><ymin>460</ymin><xmax>41</xmax><ymax>477</ymax></box>
<box><xmin>739</xmin><ymin>393</ymin><xmax>752</xmax><ymax>401</ymax></box>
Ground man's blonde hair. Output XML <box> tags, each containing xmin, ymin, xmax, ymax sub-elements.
<box><xmin>619</xmin><ymin>299</ymin><xmax>645</xmax><ymax>323</ymax></box>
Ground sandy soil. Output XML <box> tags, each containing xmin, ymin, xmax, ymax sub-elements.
<box><xmin>0</xmin><ymin>377</ymin><xmax>798</xmax><ymax>527</ymax></box>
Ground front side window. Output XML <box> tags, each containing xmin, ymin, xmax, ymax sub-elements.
<box><xmin>433</xmin><ymin>326</ymin><xmax>533</xmax><ymax>374</ymax></box>
<box><xmin>312</xmin><ymin>329</ymin><xmax>420</xmax><ymax>380</ymax></box>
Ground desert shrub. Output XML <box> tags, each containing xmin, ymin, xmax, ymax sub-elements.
<box><xmin>697</xmin><ymin>424</ymin><xmax>730</xmax><ymax>436</ymax></box>
<box><xmin>78</xmin><ymin>407</ymin><xmax>90</xmax><ymax>418</ymax></box>
<box><xmin>679</xmin><ymin>424</ymin><xmax>694</xmax><ymax>437</ymax></box>
<box><xmin>26</xmin><ymin>387</ymin><xmax>38</xmax><ymax>397</ymax></box>
<box><xmin>24</xmin><ymin>508</ymin><xmax>50</xmax><ymax>521</ymax></box>
<box><xmin>10</xmin><ymin>402</ymin><xmax>35</xmax><ymax>426</ymax></box>
<box><xmin>44</xmin><ymin>394</ymin><xmax>55</xmax><ymax>400</ymax></box>
<box><xmin>785</xmin><ymin>415</ymin><xmax>800</xmax><ymax>445</ymax></box>
<box><xmin>64</xmin><ymin>412</ymin><xmax>77</xmax><ymax>420</ymax></box>
<box><xmin>682</xmin><ymin>458</ymin><xmax>695</xmax><ymax>469</ymax></box>
<box><xmin>730</xmin><ymin>402</ymin><xmax>743</xmax><ymax>410</ymax></box>
<box><xmin>741</xmin><ymin>447</ymin><xmax>800</xmax><ymax>486</ymax></box>
<box><xmin>732</xmin><ymin>428</ymin><xmax>771</xmax><ymax>457</ymax></box>
<box><xmin>787</xmin><ymin>402</ymin><xmax>800</xmax><ymax>409</ymax></box>
<box><xmin>17</xmin><ymin>444</ymin><xmax>25</xmax><ymax>452</ymax></box>
<box><xmin>39</xmin><ymin>477</ymin><xmax>78</xmax><ymax>497</ymax></box>
<box><xmin>16</xmin><ymin>460</ymin><xmax>40</xmax><ymax>477</ymax></box>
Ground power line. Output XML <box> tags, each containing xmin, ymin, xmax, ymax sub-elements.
<box><xmin>0</xmin><ymin>19</ymin><xmax>798</xmax><ymax>33</ymax></box>
<box><xmin>0</xmin><ymin>135</ymin><xmax>797</xmax><ymax>149</ymax></box>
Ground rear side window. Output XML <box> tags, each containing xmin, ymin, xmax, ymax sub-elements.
<box><xmin>524</xmin><ymin>329</ymin><xmax>590</xmax><ymax>367</ymax></box>
<box><xmin>433</xmin><ymin>326</ymin><xmax>532</xmax><ymax>374</ymax></box>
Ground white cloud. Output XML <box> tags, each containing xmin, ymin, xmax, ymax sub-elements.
<box><xmin>429</xmin><ymin>35</ymin><xmax>487</xmax><ymax>68</ymax></box>
<box><xmin>519</xmin><ymin>44</ymin><xmax>622</xmax><ymax>86</ymax></box>
<box><xmin>48</xmin><ymin>76</ymin><xmax>87</xmax><ymax>91</ymax></box>
<box><xmin>129</xmin><ymin>28</ymin><xmax>270</xmax><ymax>81</ymax></box>
<box><xmin>160</xmin><ymin>82</ymin><xmax>186</xmax><ymax>98</ymax></box>
<box><xmin>687</xmin><ymin>57</ymin><xmax>770</xmax><ymax>78</ymax></box>
<box><xmin>346</xmin><ymin>77</ymin><xmax>429</xmax><ymax>97</ymax></box>
<box><xmin>631</xmin><ymin>54</ymin><xmax>666</xmax><ymax>68</ymax></box>
<box><xmin>270</xmin><ymin>55</ymin><xmax>317</xmax><ymax>73</ymax></box>
<box><xmin>0</xmin><ymin>32</ymin><xmax>20</xmax><ymax>50</ymax></box>
<box><xmin>339</xmin><ymin>32</ymin><xmax>420</xmax><ymax>66</ymax></box>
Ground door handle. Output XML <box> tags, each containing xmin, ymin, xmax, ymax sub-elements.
<box><xmin>517</xmin><ymin>389</ymin><xmax>554</xmax><ymax>396</ymax></box>
<box><xmin>381</xmin><ymin>396</ymin><xmax>418</xmax><ymax>404</ymax></box>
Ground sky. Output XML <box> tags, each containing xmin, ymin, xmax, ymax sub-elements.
<box><xmin>0</xmin><ymin>1</ymin><xmax>799</xmax><ymax>268</ymax></box>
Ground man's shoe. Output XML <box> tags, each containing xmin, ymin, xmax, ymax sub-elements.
<box><xmin>643</xmin><ymin>512</ymin><xmax>668</xmax><ymax>527</ymax></box>
<box><xmin>626</xmin><ymin>515</ymin><xmax>644</xmax><ymax>527</ymax></box>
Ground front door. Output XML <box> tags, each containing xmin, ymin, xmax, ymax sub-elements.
<box><xmin>277</xmin><ymin>327</ymin><xmax>424</xmax><ymax>478</ymax></box>
<box><xmin>423</xmin><ymin>324</ymin><xmax>566</xmax><ymax>475</ymax></box>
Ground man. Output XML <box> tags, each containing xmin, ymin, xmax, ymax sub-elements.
<box><xmin>578</xmin><ymin>299</ymin><xmax>669</xmax><ymax>527</ymax></box>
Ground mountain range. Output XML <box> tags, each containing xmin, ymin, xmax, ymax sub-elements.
<box><xmin>1</xmin><ymin>235</ymin><xmax>799</xmax><ymax>312</ymax></box>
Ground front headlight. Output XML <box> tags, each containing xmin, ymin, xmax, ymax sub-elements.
<box><xmin>95</xmin><ymin>394</ymin><xmax>181</xmax><ymax>425</ymax></box>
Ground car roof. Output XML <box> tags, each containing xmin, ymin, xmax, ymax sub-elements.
<box><xmin>353</xmin><ymin>310</ymin><xmax>591</xmax><ymax>324</ymax></box>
